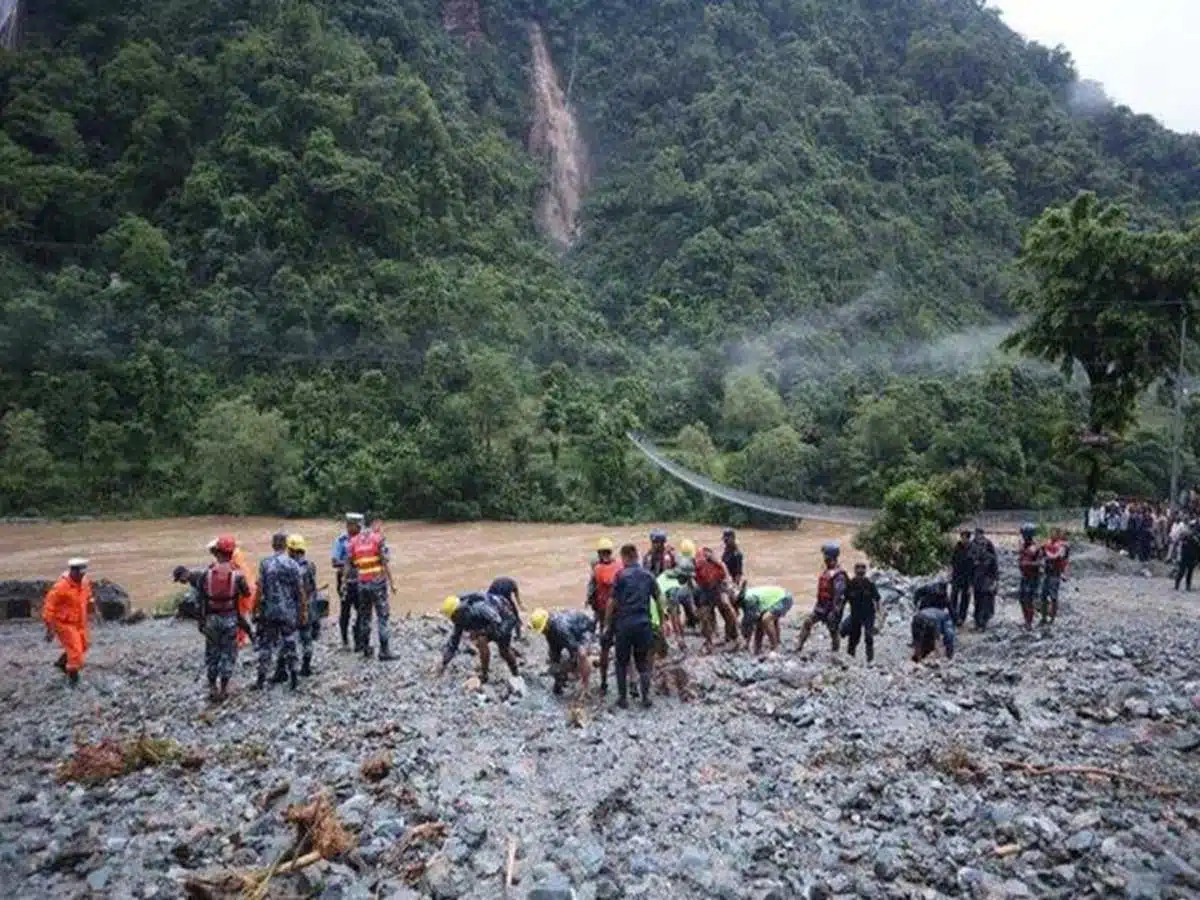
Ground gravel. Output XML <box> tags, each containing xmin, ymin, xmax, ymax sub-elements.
<box><xmin>1</xmin><ymin>547</ymin><xmax>1198</xmax><ymax>899</ymax></box>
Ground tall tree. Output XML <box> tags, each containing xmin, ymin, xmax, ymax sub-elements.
<box><xmin>1002</xmin><ymin>192</ymin><xmax>1200</xmax><ymax>498</ymax></box>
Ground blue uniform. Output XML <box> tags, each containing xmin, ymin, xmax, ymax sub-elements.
<box><xmin>256</xmin><ymin>552</ymin><xmax>303</xmax><ymax>681</ymax></box>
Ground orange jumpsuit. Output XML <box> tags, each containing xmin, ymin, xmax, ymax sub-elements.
<box><xmin>43</xmin><ymin>573</ymin><xmax>94</xmax><ymax>674</ymax></box>
<box><xmin>232</xmin><ymin>546</ymin><xmax>257</xmax><ymax>647</ymax></box>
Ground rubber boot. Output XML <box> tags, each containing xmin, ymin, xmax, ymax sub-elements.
<box><xmin>289</xmin><ymin>665</ymin><xmax>299</xmax><ymax>691</ymax></box>
<box><xmin>54</xmin><ymin>653</ymin><xmax>67</xmax><ymax>671</ymax></box>
<box><xmin>639</xmin><ymin>672</ymin><xmax>653</xmax><ymax>709</ymax></box>
<box><xmin>252</xmin><ymin>672</ymin><xmax>266</xmax><ymax>691</ymax></box>
<box><xmin>300</xmin><ymin>655</ymin><xmax>312</xmax><ymax>677</ymax></box>
<box><xmin>218</xmin><ymin>677</ymin><xmax>230</xmax><ymax>701</ymax></box>
<box><xmin>67</xmin><ymin>671</ymin><xmax>79</xmax><ymax>686</ymax></box>
<box><xmin>271</xmin><ymin>657</ymin><xmax>288</xmax><ymax>684</ymax></box>
<box><xmin>616</xmin><ymin>666</ymin><xmax>629</xmax><ymax>709</ymax></box>
<box><xmin>378</xmin><ymin>639</ymin><xmax>397</xmax><ymax>661</ymax></box>
<box><xmin>362</xmin><ymin>644</ymin><xmax>375</xmax><ymax>660</ymax></box>
<box><xmin>207</xmin><ymin>678</ymin><xmax>220</xmax><ymax>703</ymax></box>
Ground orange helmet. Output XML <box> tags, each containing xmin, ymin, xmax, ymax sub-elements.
<box><xmin>214</xmin><ymin>535</ymin><xmax>237</xmax><ymax>555</ymax></box>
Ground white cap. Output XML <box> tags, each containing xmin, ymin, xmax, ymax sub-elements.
<box><xmin>67</xmin><ymin>558</ymin><xmax>89</xmax><ymax>569</ymax></box>
<box><xmin>345</xmin><ymin>513</ymin><xmax>365</xmax><ymax>523</ymax></box>
<box><xmin>206</xmin><ymin>538</ymin><xmax>218</xmax><ymax>552</ymax></box>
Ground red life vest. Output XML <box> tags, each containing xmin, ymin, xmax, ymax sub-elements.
<box><xmin>349</xmin><ymin>531</ymin><xmax>386</xmax><ymax>583</ymax></box>
<box><xmin>591</xmin><ymin>560</ymin><xmax>622</xmax><ymax>611</ymax></box>
<box><xmin>205</xmin><ymin>562</ymin><xmax>240</xmax><ymax>615</ymax></box>
<box><xmin>1018</xmin><ymin>542</ymin><xmax>1042</xmax><ymax>578</ymax></box>
<box><xmin>694</xmin><ymin>554</ymin><xmax>728</xmax><ymax>589</ymax></box>
<box><xmin>816</xmin><ymin>567</ymin><xmax>845</xmax><ymax>606</ymax></box>
<box><xmin>1042</xmin><ymin>539</ymin><xmax>1069</xmax><ymax>575</ymax></box>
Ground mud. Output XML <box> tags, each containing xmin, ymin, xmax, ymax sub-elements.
<box><xmin>0</xmin><ymin>518</ymin><xmax>854</xmax><ymax>615</ymax></box>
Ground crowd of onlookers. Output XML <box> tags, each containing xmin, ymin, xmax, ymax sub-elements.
<box><xmin>1085</xmin><ymin>494</ymin><xmax>1200</xmax><ymax>565</ymax></box>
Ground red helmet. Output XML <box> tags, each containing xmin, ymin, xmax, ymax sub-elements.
<box><xmin>214</xmin><ymin>535</ymin><xmax>237</xmax><ymax>555</ymax></box>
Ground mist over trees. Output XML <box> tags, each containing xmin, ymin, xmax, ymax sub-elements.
<box><xmin>1</xmin><ymin>0</ymin><xmax>1199</xmax><ymax>519</ymax></box>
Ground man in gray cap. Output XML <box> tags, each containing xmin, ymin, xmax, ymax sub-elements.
<box><xmin>796</xmin><ymin>541</ymin><xmax>848</xmax><ymax>654</ymax></box>
<box><xmin>333</xmin><ymin>513</ymin><xmax>363</xmax><ymax>649</ymax></box>
<box><xmin>254</xmin><ymin>531</ymin><xmax>307</xmax><ymax>690</ymax></box>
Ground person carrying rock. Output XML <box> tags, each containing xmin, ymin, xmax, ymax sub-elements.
<box><xmin>438</xmin><ymin>592</ymin><xmax>520</xmax><ymax>682</ymax></box>
<box><xmin>911</xmin><ymin>606</ymin><xmax>955</xmax><ymax>663</ymax></box>
<box><xmin>950</xmin><ymin>530</ymin><xmax>973</xmax><ymax>626</ymax></box>
<box><xmin>1175</xmin><ymin>521</ymin><xmax>1200</xmax><ymax>591</ymax></box>
<box><xmin>1040</xmin><ymin>529</ymin><xmax>1069</xmax><ymax>624</ymax></box>
<box><xmin>530</xmin><ymin>608</ymin><xmax>595</xmax><ymax>695</ymax></box>
<box><xmin>796</xmin><ymin>542</ymin><xmax>848</xmax><ymax>655</ymax></box>
<box><xmin>656</xmin><ymin>561</ymin><xmax>695</xmax><ymax>639</ymax></box>
<box><xmin>347</xmin><ymin>516</ymin><xmax>397</xmax><ymax>660</ymax></box>
<box><xmin>332</xmin><ymin>513</ymin><xmax>359</xmax><ymax>649</ymax></box>
<box><xmin>254</xmin><ymin>532</ymin><xmax>307</xmax><ymax>691</ymax></box>
<box><xmin>843</xmin><ymin>562</ymin><xmax>881</xmax><ymax>663</ymax></box>
<box><xmin>287</xmin><ymin>535</ymin><xmax>321</xmax><ymax>677</ymax></box>
<box><xmin>738</xmin><ymin>585</ymin><xmax>792</xmax><ymax>655</ymax></box>
<box><xmin>43</xmin><ymin>558</ymin><xmax>99</xmax><ymax>686</ymax></box>
<box><xmin>694</xmin><ymin>546</ymin><xmax>739</xmax><ymax>652</ymax></box>
<box><xmin>486</xmin><ymin>576</ymin><xmax>524</xmax><ymax>638</ymax></box>
<box><xmin>174</xmin><ymin>535</ymin><xmax>252</xmax><ymax>701</ymax></box>
<box><xmin>913</xmin><ymin>576</ymin><xmax>951</xmax><ymax>612</ymax></box>
<box><xmin>968</xmin><ymin>527</ymin><xmax>999</xmax><ymax>629</ymax></box>
<box><xmin>604</xmin><ymin>544</ymin><xmax>665</xmax><ymax>709</ymax></box>
<box><xmin>1016</xmin><ymin>523</ymin><xmax>1042</xmax><ymax>630</ymax></box>
<box><xmin>642</xmin><ymin>530</ymin><xmax>678</xmax><ymax>576</ymax></box>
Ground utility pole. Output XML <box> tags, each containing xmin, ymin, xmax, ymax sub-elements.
<box><xmin>1170</xmin><ymin>307</ymin><xmax>1188</xmax><ymax>510</ymax></box>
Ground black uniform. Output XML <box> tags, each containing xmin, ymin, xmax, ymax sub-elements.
<box><xmin>950</xmin><ymin>538</ymin><xmax>973</xmax><ymax>625</ymax></box>
<box><xmin>545</xmin><ymin>610</ymin><xmax>595</xmax><ymax>694</ymax></box>
<box><xmin>487</xmin><ymin>577</ymin><xmax>521</xmax><ymax>636</ymax></box>
<box><xmin>609</xmin><ymin>563</ymin><xmax>661</xmax><ymax>706</ymax></box>
<box><xmin>843</xmin><ymin>574</ymin><xmax>880</xmax><ymax>662</ymax></box>
<box><xmin>1175</xmin><ymin>530</ymin><xmax>1200</xmax><ymax>590</ymax></box>
<box><xmin>969</xmin><ymin>537</ymin><xmax>999</xmax><ymax>628</ymax></box>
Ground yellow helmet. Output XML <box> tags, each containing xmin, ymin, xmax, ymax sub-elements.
<box><xmin>679</xmin><ymin>539</ymin><xmax>696</xmax><ymax>557</ymax></box>
<box><xmin>530</xmin><ymin>609</ymin><xmax>550</xmax><ymax>633</ymax></box>
<box><xmin>596</xmin><ymin>538</ymin><xmax>614</xmax><ymax>553</ymax></box>
<box><xmin>441</xmin><ymin>595</ymin><xmax>460</xmax><ymax>618</ymax></box>
<box><xmin>286</xmin><ymin>534</ymin><xmax>307</xmax><ymax>552</ymax></box>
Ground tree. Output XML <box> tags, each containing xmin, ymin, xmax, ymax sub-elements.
<box><xmin>0</xmin><ymin>410</ymin><xmax>59</xmax><ymax>514</ymax></box>
<box><xmin>853</xmin><ymin>479</ymin><xmax>948</xmax><ymax>575</ymax></box>
<box><xmin>720</xmin><ymin>373</ymin><xmax>786</xmax><ymax>448</ymax></box>
<box><xmin>1002</xmin><ymin>193</ymin><xmax>1200</xmax><ymax>498</ymax></box>
<box><xmin>192</xmin><ymin>398</ymin><xmax>304</xmax><ymax>515</ymax></box>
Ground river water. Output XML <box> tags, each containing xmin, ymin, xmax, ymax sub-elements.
<box><xmin>0</xmin><ymin>518</ymin><xmax>854</xmax><ymax>613</ymax></box>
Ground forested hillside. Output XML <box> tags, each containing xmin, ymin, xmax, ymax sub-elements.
<box><xmin>2</xmin><ymin>0</ymin><xmax>1199</xmax><ymax>520</ymax></box>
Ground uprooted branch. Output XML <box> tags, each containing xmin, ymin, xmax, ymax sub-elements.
<box><xmin>383</xmin><ymin>820</ymin><xmax>449</xmax><ymax>885</ymax></box>
<box><xmin>999</xmin><ymin>760</ymin><xmax>1183</xmax><ymax>797</ymax></box>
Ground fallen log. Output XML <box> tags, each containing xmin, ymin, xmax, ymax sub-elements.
<box><xmin>999</xmin><ymin>759</ymin><xmax>1183</xmax><ymax>797</ymax></box>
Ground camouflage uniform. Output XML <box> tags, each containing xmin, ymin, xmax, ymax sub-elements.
<box><xmin>297</xmin><ymin>557</ymin><xmax>319</xmax><ymax>669</ymax></box>
<box><xmin>256</xmin><ymin>552</ymin><xmax>304</xmax><ymax>682</ymax></box>
<box><xmin>183</xmin><ymin>566</ymin><xmax>248</xmax><ymax>687</ymax></box>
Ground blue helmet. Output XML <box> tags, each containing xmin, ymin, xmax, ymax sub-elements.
<box><xmin>649</xmin><ymin>529</ymin><xmax>667</xmax><ymax>543</ymax></box>
<box><xmin>821</xmin><ymin>541</ymin><xmax>840</xmax><ymax>559</ymax></box>
<box><xmin>1020</xmin><ymin>523</ymin><xmax>1036</xmax><ymax>538</ymax></box>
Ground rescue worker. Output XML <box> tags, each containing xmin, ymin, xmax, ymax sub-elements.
<box><xmin>174</xmin><ymin>536</ymin><xmax>252</xmax><ymax>701</ymax></box>
<box><xmin>332</xmin><ymin>513</ymin><xmax>359</xmax><ymax>649</ymax></box>
<box><xmin>530</xmin><ymin>608</ymin><xmax>595</xmax><ymax>695</ymax></box>
<box><xmin>656</xmin><ymin>563</ymin><xmax>694</xmax><ymax>639</ymax></box>
<box><xmin>254</xmin><ymin>532</ymin><xmax>307</xmax><ymax>690</ymax></box>
<box><xmin>843</xmin><ymin>562</ymin><xmax>881</xmax><ymax>663</ymax></box>
<box><xmin>288</xmin><ymin>535</ymin><xmax>320</xmax><ymax>676</ymax></box>
<box><xmin>969</xmin><ymin>527</ymin><xmax>999</xmax><ymax>630</ymax></box>
<box><xmin>642</xmin><ymin>530</ymin><xmax>678</xmax><ymax>576</ymax></box>
<box><xmin>487</xmin><ymin>576</ymin><xmax>524</xmax><ymax>638</ymax></box>
<box><xmin>677</xmin><ymin>539</ymin><xmax>699</xmax><ymax>629</ymax></box>
<box><xmin>694</xmin><ymin>547</ymin><xmax>739</xmax><ymax>651</ymax></box>
<box><xmin>588</xmin><ymin>539</ymin><xmax>622</xmax><ymax>689</ymax></box>
<box><xmin>347</xmin><ymin>516</ymin><xmax>396</xmax><ymax>660</ymax></box>
<box><xmin>1016</xmin><ymin>523</ymin><xmax>1042</xmax><ymax>630</ymax></box>
<box><xmin>796</xmin><ymin>542</ymin><xmax>848</xmax><ymax>654</ymax></box>
<box><xmin>43</xmin><ymin>558</ymin><xmax>98</xmax><ymax>686</ymax></box>
<box><xmin>605</xmin><ymin>544</ymin><xmax>665</xmax><ymax>710</ymax></box>
<box><xmin>739</xmin><ymin>585</ymin><xmax>792</xmax><ymax>655</ymax></box>
<box><xmin>949</xmin><ymin>530</ymin><xmax>973</xmax><ymax>626</ymax></box>
<box><xmin>912</xmin><ymin>606</ymin><xmax>956</xmax><ymax>663</ymax></box>
<box><xmin>913</xmin><ymin>576</ymin><xmax>951</xmax><ymax>612</ymax></box>
<box><xmin>1175</xmin><ymin>522</ymin><xmax>1199</xmax><ymax>591</ymax></box>
<box><xmin>721</xmin><ymin>528</ymin><xmax>746</xmax><ymax>604</ymax></box>
<box><xmin>1040</xmin><ymin>529</ymin><xmax>1069</xmax><ymax>624</ymax></box>
<box><xmin>438</xmin><ymin>592</ymin><xmax>520</xmax><ymax>682</ymax></box>
<box><xmin>209</xmin><ymin>537</ymin><xmax>257</xmax><ymax>648</ymax></box>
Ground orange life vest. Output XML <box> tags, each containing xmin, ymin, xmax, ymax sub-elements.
<box><xmin>816</xmin><ymin>567</ymin><xmax>845</xmax><ymax>606</ymax></box>
<box><xmin>205</xmin><ymin>562</ymin><xmax>240</xmax><ymax>615</ymax></box>
<box><xmin>349</xmin><ymin>531</ymin><xmax>386</xmax><ymax>583</ymax></box>
<box><xmin>1043</xmin><ymin>539</ymin><xmax>1069</xmax><ymax>575</ymax></box>
<box><xmin>591</xmin><ymin>559</ymin><xmax>622</xmax><ymax>611</ymax></box>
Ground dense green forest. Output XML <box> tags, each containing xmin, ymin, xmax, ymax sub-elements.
<box><xmin>2</xmin><ymin>0</ymin><xmax>1199</xmax><ymax>521</ymax></box>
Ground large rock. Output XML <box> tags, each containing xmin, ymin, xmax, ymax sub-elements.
<box><xmin>0</xmin><ymin>578</ymin><xmax>130</xmax><ymax>621</ymax></box>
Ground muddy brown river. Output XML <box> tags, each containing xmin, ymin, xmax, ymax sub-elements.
<box><xmin>0</xmin><ymin>518</ymin><xmax>855</xmax><ymax>614</ymax></box>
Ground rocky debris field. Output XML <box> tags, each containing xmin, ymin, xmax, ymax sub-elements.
<box><xmin>1</xmin><ymin>558</ymin><xmax>1198</xmax><ymax>900</ymax></box>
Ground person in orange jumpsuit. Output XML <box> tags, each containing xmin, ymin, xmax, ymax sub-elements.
<box><xmin>43</xmin><ymin>558</ymin><xmax>98</xmax><ymax>685</ymax></box>
<box><xmin>209</xmin><ymin>537</ymin><xmax>257</xmax><ymax>648</ymax></box>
